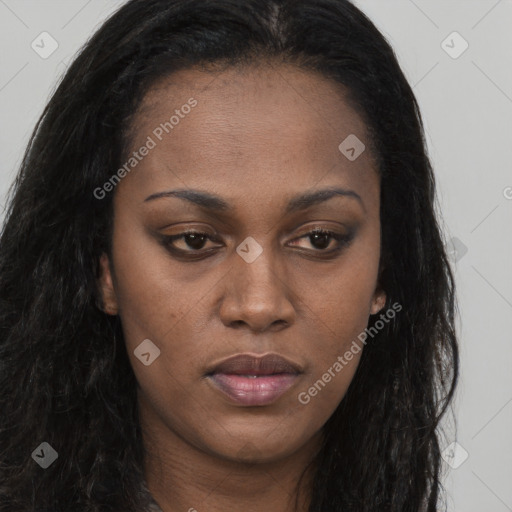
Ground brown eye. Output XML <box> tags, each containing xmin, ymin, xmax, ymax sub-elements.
<box><xmin>160</xmin><ymin>227</ymin><xmax>353</xmax><ymax>261</ymax></box>
<box><xmin>180</xmin><ymin>232</ymin><xmax>208</xmax><ymax>250</ymax></box>
<box><xmin>161</xmin><ymin>230</ymin><xmax>221</xmax><ymax>254</ymax></box>
<box><xmin>308</xmin><ymin>231</ymin><xmax>332</xmax><ymax>250</ymax></box>
<box><xmin>288</xmin><ymin>228</ymin><xmax>352</xmax><ymax>253</ymax></box>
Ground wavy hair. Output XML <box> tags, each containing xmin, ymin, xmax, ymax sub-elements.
<box><xmin>0</xmin><ymin>0</ymin><xmax>459</xmax><ymax>510</ymax></box>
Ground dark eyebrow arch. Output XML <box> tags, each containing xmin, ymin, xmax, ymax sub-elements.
<box><xmin>144</xmin><ymin>187</ymin><xmax>365</xmax><ymax>213</ymax></box>
<box><xmin>285</xmin><ymin>187</ymin><xmax>365</xmax><ymax>214</ymax></box>
<box><xmin>144</xmin><ymin>189</ymin><xmax>231</xmax><ymax>211</ymax></box>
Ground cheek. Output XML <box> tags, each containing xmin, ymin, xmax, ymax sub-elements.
<box><xmin>303</xmin><ymin>245</ymin><xmax>380</xmax><ymax>344</ymax></box>
<box><xmin>294</xmin><ymin>239</ymin><xmax>380</xmax><ymax>404</ymax></box>
<box><xmin>108</xmin><ymin>219</ymin><xmax>221</xmax><ymax>396</ymax></box>
<box><xmin>108</xmin><ymin>215</ymin><xmax>201</xmax><ymax>341</ymax></box>
<box><xmin>292</xmin><ymin>278</ymin><xmax>370</xmax><ymax>424</ymax></box>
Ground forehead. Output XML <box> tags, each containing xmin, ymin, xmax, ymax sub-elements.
<box><xmin>132</xmin><ymin>62</ymin><xmax>371</xmax><ymax>148</ymax></box>
<box><xmin>117</xmin><ymin>62</ymin><xmax>379</xmax><ymax>210</ymax></box>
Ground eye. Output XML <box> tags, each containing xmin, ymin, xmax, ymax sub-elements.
<box><xmin>161</xmin><ymin>230</ymin><xmax>221</xmax><ymax>254</ymax></box>
<box><xmin>160</xmin><ymin>227</ymin><xmax>353</xmax><ymax>259</ymax></box>
<box><xmin>287</xmin><ymin>228</ymin><xmax>352</xmax><ymax>254</ymax></box>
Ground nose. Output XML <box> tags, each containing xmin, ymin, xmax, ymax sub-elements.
<box><xmin>218</xmin><ymin>245</ymin><xmax>295</xmax><ymax>333</ymax></box>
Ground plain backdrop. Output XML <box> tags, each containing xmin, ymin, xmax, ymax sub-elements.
<box><xmin>1</xmin><ymin>1</ymin><xmax>511</xmax><ymax>511</ymax></box>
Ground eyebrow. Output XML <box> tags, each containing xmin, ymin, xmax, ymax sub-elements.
<box><xmin>144</xmin><ymin>187</ymin><xmax>365</xmax><ymax>214</ymax></box>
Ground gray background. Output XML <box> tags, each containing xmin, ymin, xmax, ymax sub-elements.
<box><xmin>1</xmin><ymin>1</ymin><xmax>511</xmax><ymax>510</ymax></box>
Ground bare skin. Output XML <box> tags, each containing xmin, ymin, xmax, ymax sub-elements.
<box><xmin>97</xmin><ymin>61</ymin><xmax>386</xmax><ymax>512</ymax></box>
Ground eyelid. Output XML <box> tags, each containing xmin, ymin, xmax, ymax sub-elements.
<box><xmin>287</xmin><ymin>227</ymin><xmax>353</xmax><ymax>251</ymax></box>
<box><xmin>159</xmin><ymin>225</ymin><xmax>354</xmax><ymax>257</ymax></box>
<box><xmin>292</xmin><ymin>223</ymin><xmax>350</xmax><ymax>237</ymax></box>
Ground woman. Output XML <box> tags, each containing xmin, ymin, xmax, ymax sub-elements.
<box><xmin>0</xmin><ymin>0</ymin><xmax>459</xmax><ymax>511</ymax></box>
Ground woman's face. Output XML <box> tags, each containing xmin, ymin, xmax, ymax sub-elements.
<box><xmin>98</xmin><ymin>63</ymin><xmax>385</xmax><ymax>463</ymax></box>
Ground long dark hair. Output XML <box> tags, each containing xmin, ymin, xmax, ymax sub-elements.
<box><xmin>0</xmin><ymin>0</ymin><xmax>458</xmax><ymax>510</ymax></box>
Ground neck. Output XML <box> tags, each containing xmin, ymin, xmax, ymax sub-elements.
<box><xmin>139</xmin><ymin>395</ymin><xmax>322</xmax><ymax>512</ymax></box>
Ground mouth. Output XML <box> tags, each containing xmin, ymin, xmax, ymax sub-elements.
<box><xmin>205</xmin><ymin>353</ymin><xmax>303</xmax><ymax>406</ymax></box>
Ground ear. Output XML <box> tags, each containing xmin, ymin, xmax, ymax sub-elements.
<box><xmin>96</xmin><ymin>253</ymin><xmax>119</xmax><ymax>315</ymax></box>
<box><xmin>370</xmin><ymin>284</ymin><xmax>386</xmax><ymax>315</ymax></box>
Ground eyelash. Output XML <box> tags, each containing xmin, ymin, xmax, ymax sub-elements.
<box><xmin>160</xmin><ymin>228</ymin><xmax>353</xmax><ymax>259</ymax></box>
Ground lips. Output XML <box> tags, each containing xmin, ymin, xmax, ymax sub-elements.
<box><xmin>207</xmin><ymin>353</ymin><xmax>302</xmax><ymax>376</ymax></box>
<box><xmin>205</xmin><ymin>353</ymin><xmax>303</xmax><ymax>406</ymax></box>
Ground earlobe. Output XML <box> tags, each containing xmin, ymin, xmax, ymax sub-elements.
<box><xmin>370</xmin><ymin>287</ymin><xmax>387</xmax><ymax>315</ymax></box>
<box><xmin>96</xmin><ymin>253</ymin><xmax>119</xmax><ymax>315</ymax></box>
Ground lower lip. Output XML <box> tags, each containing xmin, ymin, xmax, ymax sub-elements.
<box><xmin>207</xmin><ymin>373</ymin><xmax>299</xmax><ymax>406</ymax></box>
